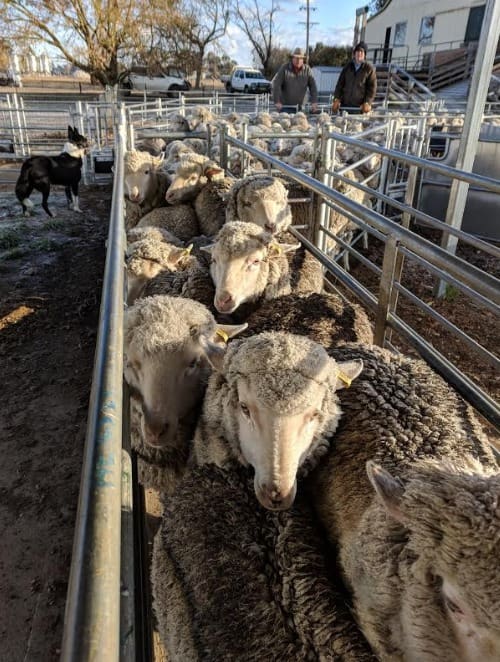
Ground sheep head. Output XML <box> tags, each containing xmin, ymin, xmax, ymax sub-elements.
<box><xmin>124</xmin><ymin>150</ymin><xmax>165</xmax><ymax>204</ymax></box>
<box><xmin>165</xmin><ymin>153</ymin><xmax>224</xmax><ymax>204</ymax></box>
<box><xmin>203</xmin><ymin>331</ymin><xmax>363</xmax><ymax>510</ymax></box>
<box><xmin>202</xmin><ymin>221</ymin><xmax>298</xmax><ymax>314</ymax></box>
<box><xmin>367</xmin><ymin>460</ymin><xmax>500</xmax><ymax>662</ymax></box>
<box><xmin>124</xmin><ymin>295</ymin><xmax>246</xmax><ymax>449</ymax></box>
<box><xmin>226</xmin><ymin>175</ymin><xmax>292</xmax><ymax>235</ymax></box>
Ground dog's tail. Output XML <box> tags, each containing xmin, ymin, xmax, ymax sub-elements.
<box><xmin>15</xmin><ymin>160</ymin><xmax>34</xmax><ymax>208</ymax></box>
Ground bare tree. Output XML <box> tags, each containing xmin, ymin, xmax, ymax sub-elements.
<box><xmin>231</xmin><ymin>0</ymin><xmax>280</xmax><ymax>77</ymax></box>
<box><xmin>2</xmin><ymin>0</ymin><xmax>175</xmax><ymax>86</ymax></box>
<box><xmin>157</xmin><ymin>0</ymin><xmax>230</xmax><ymax>88</ymax></box>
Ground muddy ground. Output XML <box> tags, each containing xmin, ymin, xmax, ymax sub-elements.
<box><xmin>0</xmin><ymin>176</ymin><xmax>498</xmax><ymax>660</ymax></box>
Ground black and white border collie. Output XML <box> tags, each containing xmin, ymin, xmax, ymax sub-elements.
<box><xmin>15</xmin><ymin>125</ymin><xmax>89</xmax><ymax>217</ymax></box>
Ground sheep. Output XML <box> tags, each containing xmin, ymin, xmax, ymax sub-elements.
<box><xmin>137</xmin><ymin>137</ymin><xmax>167</xmax><ymax>157</ymax></box>
<box><xmin>192</xmin><ymin>330</ymin><xmax>363</xmax><ymax>510</ymax></box>
<box><xmin>141</xmin><ymin>252</ymin><xmax>216</xmax><ymax>314</ymax></box>
<box><xmin>126</xmin><ymin>225</ymin><xmax>181</xmax><ymax>247</ymax></box>
<box><xmin>242</xmin><ymin>292</ymin><xmax>374</xmax><ymax>347</ymax></box>
<box><xmin>164</xmin><ymin>153</ymin><xmax>234</xmax><ymax>235</ymax></box>
<box><xmin>224</xmin><ymin>175</ymin><xmax>292</xmax><ymax>234</ymax></box>
<box><xmin>124</xmin><ymin>150</ymin><xmax>170</xmax><ymax>228</ymax></box>
<box><xmin>126</xmin><ymin>238</ymin><xmax>193</xmax><ymax>304</ymax></box>
<box><xmin>124</xmin><ymin>295</ymin><xmax>246</xmax><ymax>491</ymax></box>
<box><xmin>152</xmin><ymin>462</ymin><xmax>377</xmax><ymax>662</ymax></box>
<box><xmin>136</xmin><ymin>204</ymin><xmax>200</xmax><ymax>243</ymax></box>
<box><xmin>200</xmin><ymin>221</ymin><xmax>300</xmax><ymax>318</ymax></box>
<box><xmin>309</xmin><ymin>342</ymin><xmax>499</xmax><ymax>662</ymax></box>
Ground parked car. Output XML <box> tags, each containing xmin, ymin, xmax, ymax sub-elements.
<box><xmin>226</xmin><ymin>67</ymin><xmax>271</xmax><ymax>94</ymax></box>
<box><xmin>123</xmin><ymin>67</ymin><xmax>191</xmax><ymax>96</ymax></box>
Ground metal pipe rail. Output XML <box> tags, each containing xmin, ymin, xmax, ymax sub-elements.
<box><xmin>223</xmin><ymin>134</ymin><xmax>500</xmax><ymax>427</ymax></box>
<box><xmin>61</xmin><ymin>109</ymin><xmax>132</xmax><ymax>661</ymax></box>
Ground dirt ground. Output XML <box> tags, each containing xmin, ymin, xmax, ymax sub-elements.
<box><xmin>0</xmin><ymin>183</ymin><xmax>109</xmax><ymax>661</ymax></box>
<box><xmin>0</xmin><ymin>175</ymin><xmax>498</xmax><ymax>660</ymax></box>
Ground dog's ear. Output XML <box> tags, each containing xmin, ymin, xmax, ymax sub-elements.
<box><xmin>68</xmin><ymin>125</ymin><xmax>74</xmax><ymax>139</ymax></box>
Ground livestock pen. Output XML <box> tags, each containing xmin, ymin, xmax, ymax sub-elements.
<box><xmin>43</xmin><ymin>101</ymin><xmax>500</xmax><ymax>660</ymax></box>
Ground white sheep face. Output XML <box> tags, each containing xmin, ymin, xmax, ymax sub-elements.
<box><xmin>237</xmin><ymin>184</ymin><xmax>292</xmax><ymax>234</ymax></box>
<box><xmin>236</xmin><ymin>377</ymin><xmax>326</xmax><ymax>510</ymax></box>
<box><xmin>165</xmin><ymin>166</ymin><xmax>205</xmax><ymax>204</ymax></box>
<box><xmin>125</xmin><ymin>340</ymin><xmax>210</xmax><ymax>449</ymax></box>
<box><xmin>124</xmin><ymin>164</ymin><xmax>157</xmax><ymax>204</ymax></box>
<box><xmin>209</xmin><ymin>244</ymin><xmax>269</xmax><ymax>314</ymax></box>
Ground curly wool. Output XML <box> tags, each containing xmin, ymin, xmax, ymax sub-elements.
<box><xmin>126</xmin><ymin>225</ymin><xmax>181</xmax><ymax>246</ymax></box>
<box><xmin>243</xmin><ymin>292</ymin><xmax>374</xmax><ymax>347</ymax></box>
<box><xmin>152</xmin><ymin>463</ymin><xmax>376</xmax><ymax>662</ymax></box>
<box><xmin>124</xmin><ymin>149</ymin><xmax>163</xmax><ymax>173</ymax></box>
<box><xmin>213</xmin><ymin>220</ymin><xmax>273</xmax><ymax>257</ymax></box>
<box><xmin>124</xmin><ymin>295</ymin><xmax>215</xmax><ymax>357</ymax></box>
<box><xmin>193</xmin><ymin>177</ymin><xmax>234</xmax><ymax>236</ymax></box>
<box><xmin>142</xmin><ymin>260</ymin><xmax>215</xmax><ymax>313</ymax></box>
<box><xmin>137</xmin><ymin>205</ymin><xmax>199</xmax><ymax>243</ymax></box>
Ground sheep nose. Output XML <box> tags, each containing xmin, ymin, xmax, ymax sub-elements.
<box><xmin>215</xmin><ymin>292</ymin><xmax>234</xmax><ymax>312</ymax></box>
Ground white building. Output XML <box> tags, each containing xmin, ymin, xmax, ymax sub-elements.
<box><xmin>361</xmin><ymin>1</ymin><xmax>489</xmax><ymax>69</ymax></box>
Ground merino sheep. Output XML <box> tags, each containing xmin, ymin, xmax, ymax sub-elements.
<box><xmin>126</xmin><ymin>225</ymin><xmax>181</xmax><ymax>247</ymax></box>
<box><xmin>225</xmin><ymin>175</ymin><xmax>292</xmax><ymax>234</ymax></box>
<box><xmin>193</xmin><ymin>331</ymin><xmax>363</xmax><ymax>510</ymax></box>
<box><xmin>243</xmin><ymin>292</ymin><xmax>374</xmax><ymax>346</ymax></box>
<box><xmin>201</xmin><ymin>221</ymin><xmax>299</xmax><ymax>318</ymax></box>
<box><xmin>126</xmin><ymin>239</ymin><xmax>193</xmax><ymax>304</ymax></box>
<box><xmin>309</xmin><ymin>342</ymin><xmax>499</xmax><ymax>662</ymax></box>
<box><xmin>136</xmin><ymin>204</ymin><xmax>199</xmax><ymax>243</ymax></box>
<box><xmin>193</xmin><ymin>176</ymin><xmax>234</xmax><ymax>237</ymax></box>
<box><xmin>152</xmin><ymin>463</ymin><xmax>376</xmax><ymax>662</ymax></box>
<box><xmin>124</xmin><ymin>295</ymin><xmax>246</xmax><ymax>491</ymax></box>
<box><xmin>124</xmin><ymin>150</ymin><xmax>170</xmax><ymax>228</ymax></box>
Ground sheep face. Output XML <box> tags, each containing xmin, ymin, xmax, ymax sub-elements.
<box><xmin>165</xmin><ymin>159</ymin><xmax>224</xmax><ymax>204</ymax></box>
<box><xmin>236</xmin><ymin>179</ymin><xmax>292</xmax><ymax>234</ymax></box>
<box><xmin>124</xmin><ymin>296</ymin><xmax>246</xmax><ymax>449</ymax></box>
<box><xmin>368</xmin><ymin>462</ymin><xmax>500</xmax><ymax>662</ymax></box>
<box><xmin>126</xmin><ymin>244</ymin><xmax>193</xmax><ymax>305</ymax></box>
<box><xmin>203</xmin><ymin>224</ymin><xmax>297</xmax><ymax>314</ymax></box>
<box><xmin>125</xmin><ymin>163</ymin><xmax>159</xmax><ymax>204</ymax></box>
<box><xmin>204</xmin><ymin>332</ymin><xmax>363</xmax><ymax>510</ymax></box>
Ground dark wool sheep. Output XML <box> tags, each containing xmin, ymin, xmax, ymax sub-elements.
<box><xmin>193</xmin><ymin>176</ymin><xmax>234</xmax><ymax>236</ymax></box>
<box><xmin>152</xmin><ymin>463</ymin><xmax>377</xmax><ymax>662</ymax></box>
<box><xmin>242</xmin><ymin>292</ymin><xmax>374</xmax><ymax>347</ymax></box>
<box><xmin>309</xmin><ymin>342</ymin><xmax>499</xmax><ymax>662</ymax></box>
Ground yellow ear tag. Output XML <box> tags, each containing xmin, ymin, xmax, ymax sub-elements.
<box><xmin>338</xmin><ymin>371</ymin><xmax>352</xmax><ymax>387</ymax></box>
<box><xmin>215</xmin><ymin>328</ymin><xmax>229</xmax><ymax>343</ymax></box>
<box><xmin>269</xmin><ymin>243</ymin><xmax>282</xmax><ymax>255</ymax></box>
<box><xmin>183</xmin><ymin>244</ymin><xmax>193</xmax><ymax>257</ymax></box>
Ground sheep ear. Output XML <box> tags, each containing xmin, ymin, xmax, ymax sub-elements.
<box><xmin>213</xmin><ymin>323</ymin><xmax>248</xmax><ymax>343</ymax></box>
<box><xmin>200</xmin><ymin>244</ymin><xmax>215</xmax><ymax>255</ymax></box>
<box><xmin>153</xmin><ymin>152</ymin><xmax>165</xmax><ymax>167</ymax></box>
<box><xmin>168</xmin><ymin>245</ymin><xmax>193</xmax><ymax>267</ymax></box>
<box><xmin>335</xmin><ymin>359</ymin><xmax>363</xmax><ymax>390</ymax></box>
<box><xmin>198</xmin><ymin>333</ymin><xmax>227</xmax><ymax>371</ymax></box>
<box><xmin>204</xmin><ymin>165</ymin><xmax>224</xmax><ymax>181</ymax></box>
<box><xmin>366</xmin><ymin>461</ymin><xmax>407</xmax><ymax>523</ymax></box>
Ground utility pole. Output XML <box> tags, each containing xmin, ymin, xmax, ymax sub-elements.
<box><xmin>299</xmin><ymin>0</ymin><xmax>318</xmax><ymax>63</ymax></box>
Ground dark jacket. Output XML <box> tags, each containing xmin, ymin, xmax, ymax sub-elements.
<box><xmin>333</xmin><ymin>60</ymin><xmax>377</xmax><ymax>107</ymax></box>
<box><xmin>272</xmin><ymin>62</ymin><xmax>318</xmax><ymax>107</ymax></box>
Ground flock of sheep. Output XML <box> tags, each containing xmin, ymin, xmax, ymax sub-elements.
<box><xmin>122</xmin><ymin>106</ymin><xmax>499</xmax><ymax>662</ymax></box>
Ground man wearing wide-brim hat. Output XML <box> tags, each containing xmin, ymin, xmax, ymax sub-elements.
<box><xmin>332</xmin><ymin>41</ymin><xmax>377</xmax><ymax>114</ymax></box>
<box><xmin>272</xmin><ymin>47</ymin><xmax>318</xmax><ymax>113</ymax></box>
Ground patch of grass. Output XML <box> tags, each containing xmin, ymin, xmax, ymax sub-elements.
<box><xmin>0</xmin><ymin>228</ymin><xmax>23</xmax><ymax>249</ymax></box>
<box><xmin>31</xmin><ymin>237</ymin><xmax>61</xmax><ymax>252</ymax></box>
<box><xmin>43</xmin><ymin>218</ymin><xmax>67</xmax><ymax>232</ymax></box>
<box><xmin>443</xmin><ymin>284</ymin><xmax>459</xmax><ymax>303</ymax></box>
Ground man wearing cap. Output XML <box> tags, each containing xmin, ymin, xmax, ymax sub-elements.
<box><xmin>272</xmin><ymin>47</ymin><xmax>318</xmax><ymax>113</ymax></box>
<box><xmin>332</xmin><ymin>42</ymin><xmax>377</xmax><ymax>114</ymax></box>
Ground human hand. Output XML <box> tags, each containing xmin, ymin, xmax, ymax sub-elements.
<box><xmin>311</xmin><ymin>102</ymin><xmax>318</xmax><ymax>113</ymax></box>
<box><xmin>360</xmin><ymin>102</ymin><xmax>371</xmax><ymax>114</ymax></box>
<box><xmin>276</xmin><ymin>102</ymin><xmax>282</xmax><ymax>111</ymax></box>
<box><xmin>332</xmin><ymin>99</ymin><xmax>341</xmax><ymax>113</ymax></box>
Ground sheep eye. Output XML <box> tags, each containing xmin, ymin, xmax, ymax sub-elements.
<box><xmin>240</xmin><ymin>402</ymin><xmax>250</xmax><ymax>417</ymax></box>
<box><xmin>248</xmin><ymin>258</ymin><xmax>261</xmax><ymax>268</ymax></box>
<box><xmin>187</xmin><ymin>357</ymin><xmax>200</xmax><ymax>371</ymax></box>
<box><xmin>444</xmin><ymin>597</ymin><xmax>463</xmax><ymax>615</ymax></box>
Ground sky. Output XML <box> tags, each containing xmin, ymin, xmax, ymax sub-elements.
<box><xmin>220</xmin><ymin>0</ymin><xmax>362</xmax><ymax>66</ymax></box>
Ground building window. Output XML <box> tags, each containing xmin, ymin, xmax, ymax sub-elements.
<box><xmin>419</xmin><ymin>16</ymin><xmax>435</xmax><ymax>44</ymax></box>
<box><xmin>464</xmin><ymin>5</ymin><xmax>485</xmax><ymax>42</ymax></box>
<box><xmin>394</xmin><ymin>21</ymin><xmax>407</xmax><ymax>46</ymax></box>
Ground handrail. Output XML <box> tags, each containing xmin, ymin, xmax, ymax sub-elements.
<box><xmin>60</xmin><ymin>108</ymin><xmax>127</xmax><ymax>661</ymax></box>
